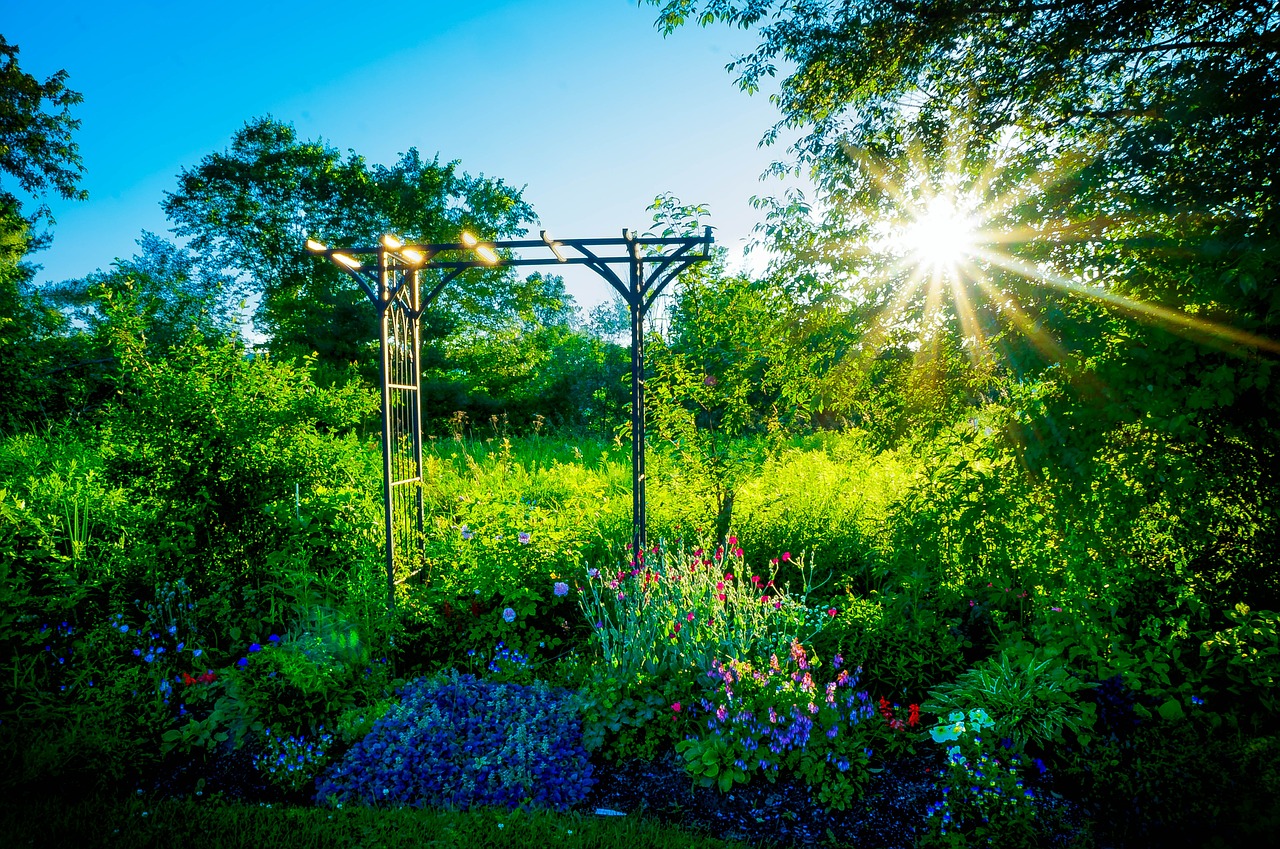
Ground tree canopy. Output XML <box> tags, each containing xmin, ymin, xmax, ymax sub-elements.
<box><xmin>162</xmin><ymin>117</ymin><xmax>571</xmax><ymax>373</ymax></box>
<box><xmin>0</xmin><ymin>34</ymin><xmax>85</xmax><ymax>231</ymax></box>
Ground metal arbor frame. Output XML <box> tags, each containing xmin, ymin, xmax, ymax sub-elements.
<box><xmin>308</xmin><ymin>226</ymin><xmax>713</xmax><ymax>610</ymax></box>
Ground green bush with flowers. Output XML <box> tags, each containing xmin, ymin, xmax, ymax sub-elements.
<box><xmin>922</xmin><ymin>708</ymin><xmax>1042</xmax><ymax>847</ymax></box>
<box><xmin>674</xmin><ymin>640</ymin><xmax>887</xmax><ymax>810</ymax></box>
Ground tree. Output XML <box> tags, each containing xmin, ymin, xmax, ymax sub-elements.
<box><xmin>163</xmin><ymin>117</ymin><xmax>565</xmax><ymax>378</ymax></box>
<box><xmin>0</xmin><ymin>35</ymin><xmax>87</xmax><ymax>431</ymax></box>
<box><xmin>44</xmin><ymin>232</ymin><xmax>238</xmax><ymax>349</ymax></box>
<box><xmin>0</xmin><ymin>34</ymin><xmax>85</xmax><ymax>230</ymax></box>
<box><xmin>647</xmin><ymin>1</ymin><xmax>1280</xmax><ymax>606</ymax></box>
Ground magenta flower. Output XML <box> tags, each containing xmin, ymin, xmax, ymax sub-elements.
<box><xmin>782</xmin><ymin>551</ymin><xmax>791</xmax><ymax>561</ymax></box>
<box><xmin>727</xmin><ymin>536</ymin><xmax>738</xmax><ymax>546</ymax></box>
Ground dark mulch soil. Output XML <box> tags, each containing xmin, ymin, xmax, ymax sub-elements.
<box><xmin>146</xmin><ymin>744</ymin><xmax>1090</xmax><ymax>848</ymax></box>
<box><xmin>582</xmin><ymin>749</ymin><xmax>942</xmax><ymax>848</ymax></box>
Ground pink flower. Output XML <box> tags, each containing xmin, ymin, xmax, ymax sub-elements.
<box><xmin>727</xmin><ymin>536</ymin><xmax>738</xmax><ymax>545</ymax></box>
<box><xmin>716</xmin><ymin>581</ymin><xmax>724</xmax><ymax>590</ymax></box>
<box><xmin>782</xmin><ymin>552</ymin><xmax>791</xmax><ymax>561</ymax></box>
<box><xmin>827</xmin><ymin>607</ymin><xmax>838</xmax><ymax>617</ymax></box>
<box><xmin>672</xmin><ymin>701</ymin><xmax>682</xmax><ymax>713</ymax></box>
<box><xmin>686</xmin><ymin>612</ymin><xmax>695</xmax><ymax>622</ymax></box>
<box><xmin>734</xmin><ymin>547</ymin><xmax>743</xmax><ymax>557</ymax></box>
<box><xmin>717</xmin><ymin>593</ymin><xmax>726</xmax><ymax>601</ymax></box>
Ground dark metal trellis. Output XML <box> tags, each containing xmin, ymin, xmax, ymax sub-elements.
<box><xmin>308</xmin><ymin>226</ymin><xmax>713</xmax><ymax>611</ymax></box>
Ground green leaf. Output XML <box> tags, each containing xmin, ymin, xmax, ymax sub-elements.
<box><xmin>1157</xmin><ymin>698</ymin><xmax>1185</xmax><ymax>722</ymax></box>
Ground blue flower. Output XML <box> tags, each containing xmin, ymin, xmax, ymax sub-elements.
<box><xmin>502</xmin><ymin>608</ymin><xmax>516</xmax><ymax>623</ymax></box>
<box><xmin>269</xmin><ymin>634</ymin><xmax>281</xmax><ymax>644</ymax></box>
<box><xmin>237</xmin><ymin>657</ymin><xmax>249</xmax><ymax>668</ymax></box>
<box><xmin>119</xmin><ymin>624</ymin><xmax>129</xmax><ymax>634</ymax></box>
<box><xmin>249</xmin><ymin>643</ymin><xmax>262</xmax><ymax>653</ymax></box>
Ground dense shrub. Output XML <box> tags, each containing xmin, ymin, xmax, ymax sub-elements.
<box><xmin>316</xmin><ymin>671</ymin><xmax>594</xmax><ymax>811</ymax></box>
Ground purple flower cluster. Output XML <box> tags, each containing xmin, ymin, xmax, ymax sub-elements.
<box><xmin>682</xmin><ymin>640</ymin><xmax>879</xmax><ymax>806</ymax></box>
<box><xmin>316</xmin><ymin>672</ymin><xmax>593</xmax><ymax>812</ymax></box>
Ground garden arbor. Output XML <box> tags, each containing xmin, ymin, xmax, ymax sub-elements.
<box><xmin>307</xmin><ymin>227</ymin><xmax>713</xmax><ymax>611</ymax></box>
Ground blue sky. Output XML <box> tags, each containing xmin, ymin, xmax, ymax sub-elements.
<box><xmin>4</xmin><ymin>0</ymin><xmax>797</xmax><ymax>313</ymax></box>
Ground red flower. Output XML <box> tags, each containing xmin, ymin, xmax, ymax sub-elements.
<box><xmin>908</xmin><ymin>704</ymin><xmax>921</xmax><ymax>728</ymax></box>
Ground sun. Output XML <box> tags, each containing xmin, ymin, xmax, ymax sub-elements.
<box><xmin>895</xmin><ymin>195</ymin><xmax>979</xmax><ymax>277</ymax></box>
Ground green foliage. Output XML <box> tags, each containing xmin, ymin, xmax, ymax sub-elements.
<box><xmin>1200</xmin><ymin>603</ymin><xmax>1280</xmax><ymax>714</ymax></box>
<box><xmin>647</xmin><ymin>261</ymin><xmax>798</xmax><ymax>537</ymax></box>
<box><xmin>822</xmin><ymin>591</ymin><xmax>969</xmax><ymax>701</ymax></box>
<box><xmin>97</xmin><ymin>283</ymin><xmax>379</xmax><ymax>595</ymax></box>
<box><xmin>575</xmin><ymin>668</ymin><xmax>694</xmax><ymax>762</ymax></box>
<box><xmin>924</xmin><ymin>644</ymin><xmax>1097</xmax><ymax>752</ymax></box>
